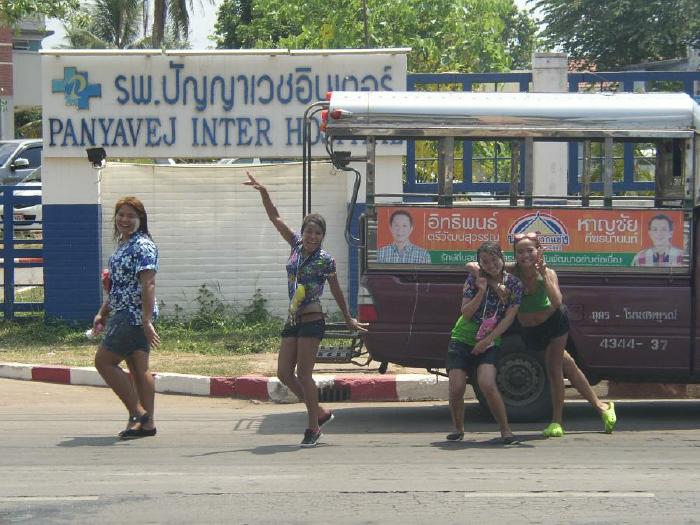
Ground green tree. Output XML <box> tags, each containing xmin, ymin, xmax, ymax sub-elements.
<box><xmin>64</xmin><ymin>0</ymin><xmax>142</xmax><ymax>48</ymax></box>
<box><xmin>15</xmin><ymin>107</ymin><xmax>42</xmax><ymax>139</ymax></box>
<box><xmin>534</xmin><ymin>0</ymin><xmax>700</xmax><ymax>70</ymax></box>
<box><xmin>0</xmin><ymin>0</ymin><xmax>82</xmax><ymax>26</ymax></box>
<box><xmin>213</xmin><ymin>0</ymin><xmax>537</xmax><ymax>72</ymax></box>
<box><xmin>151</xmin><ymin>0</ymin><xmax>213</xmax><ymax>48</ymax></box>
<box><xmin>62</xmin><ymin>0</ymin><xmax>190</xmax><ymax>49</ymax></box>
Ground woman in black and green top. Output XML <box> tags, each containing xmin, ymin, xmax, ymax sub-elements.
<box><xmin>446</xmin><ymin>242</ymin><xmax>522</xmax><ymax>444</ymax></box>
<box><xmin>512</xmin><ymin>232</ymin><xmax>617</xmax><ymax>438</ymax></box>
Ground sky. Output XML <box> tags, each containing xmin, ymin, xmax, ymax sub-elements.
<box><xmin>44</xmin><ymin>0</ymin><xmax>534</xmax><ymax>50</ymax></box>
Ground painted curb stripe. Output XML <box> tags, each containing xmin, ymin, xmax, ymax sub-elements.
<box><xmin>237</xmin><ymin>376</ymin><xmax>272</xmax><ymax>400</ymax></box>
<box><xmin>335</xmin><ymin>375</ymin><xmax>398</xmax><ymax>401</ymax></box>
<box><xmin>70</xmin><ymin>367</ymin><xmax>107</xmax><ymax>387</ymax></box>
<box><xmin>395</xmin><ymin>374</ymin><xmax>449</xmax><ymax>401</ymax></box>
<box><xmin>233</xmin><ymin>375</ymin><xmax>270</xmax><ymax>400</ymax></box>
<box><xmin>5</xmin><ymin>363</ymin><xmax>683</xmax><ymax>402</ymax></box>
<box><xmin>0</xmin><ymin>363</ymin><xmax>33</xmax><ymax>380</ymax></box>
<box><xmin>155</xmin><ymin>373</ymin><xmax>211</xmax><ymax>396</ymax></box>
<box><xmin>31</xmin><ymin>366</ymin><xmax>70</xmax><ymax>383</ymax></box>
<box><xmin>210</xmin><ymin>376</ymin><xmax>236</xmax><ymax>397</ymax></box>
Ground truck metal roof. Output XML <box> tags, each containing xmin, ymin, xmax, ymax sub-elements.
<box><xmin>325</xmin><ymin>91</ymin><xmax>700</xmax><ymax>139</ymax></box>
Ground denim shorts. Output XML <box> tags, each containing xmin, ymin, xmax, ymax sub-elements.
<box><xmin>520</xmin><ymin>305</ymin><xmax>570</xmax><ymax>352</ymax></box>
<box><xmin>281</xmin><ymin>319</ymin><xmax>326</xmax><ymax>339</ymax></box>
<box><xmin>445</xmin><ymin>340</ymin><xmax>499</xmax><ymax>373</ymax></box>
<box><xmin>102</xmin><ymin>310</ymin><xmax>150</xmax><ymax>357</ymax></box>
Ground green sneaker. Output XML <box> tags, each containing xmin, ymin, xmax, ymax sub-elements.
<box><xmin>543</xmin><ymin>422</ymin><xmax>564</xmax><ymax>437</ymax></box>
<box><xmin>601</xmin><ymin>401</ymin><xmax>617</xmax><ymax>434</ymax></box>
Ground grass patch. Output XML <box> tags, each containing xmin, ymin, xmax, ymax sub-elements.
<box><xmin>0</xmin><ymin>317</ymin><xmax>283</xmax><ymax>376</ymax></box>
<box><xmin>14</xmin><ymin>286</ymin><xmax>44</xmax><ymax>303</ymax></box>
<box><xmin>0</xmin><ymin>286</ymin><xmax>285</xmax><ymax>376</ymax></box>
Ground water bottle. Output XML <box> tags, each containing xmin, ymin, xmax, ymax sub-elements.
<box><xmin>85</xmin><ymin>323</ymin><xmax>104</xmax><ymax>340</ymax></box>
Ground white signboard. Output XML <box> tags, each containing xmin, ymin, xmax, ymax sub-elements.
<box><xmin>41</xmin><ymin>50</ymin><xmax>407</xmax><ymax>158</ymax></box>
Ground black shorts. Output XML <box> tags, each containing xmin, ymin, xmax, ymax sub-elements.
<box><xmin>445</xmin><ymin>340</ymin><xmax>499</xmax><ymax>374</ymax></box>
<box><xmin>102</xmin><ymin>310</ymin><xmax>150</xmax><ymax>357</ymax></box>
<box><xmin>520</xmin><ymin>305</ymin><xmax>570</xmax><ymax>352</ymax></box>
<box><xmin>281</xmin><ymin>319</ymin><xmax>326</xmax><ymax>339</ymax></box>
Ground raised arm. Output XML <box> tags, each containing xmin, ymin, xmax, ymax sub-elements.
<box><xmin>460</xmin><ymin>276</ymin><xmax>487</xmax><ymax>321</ymax></box>
<box><xmin>465</xmin><ymin>261</ymin><xmax>515</xmax><ymax>274</ymax></box>
<box><xmin>535</xmin><ymin>255</ymin><xmax>563</xmax><ymax>308</ymax></box>
<box><xmin>243</xmin><ymin>172</ymin><xmax>296</xmax><ymax>245</ymax></box>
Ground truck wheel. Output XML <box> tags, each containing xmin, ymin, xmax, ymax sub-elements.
<box><xmin>472</xmin><ymin>336</ymin><xmax>551</xmax><ymax>423</ymax></box>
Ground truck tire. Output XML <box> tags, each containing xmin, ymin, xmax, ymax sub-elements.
<box><xmin>472</xmin><ymin>335</ymin><xmax>551</xmax><ymax>423</ymax></box>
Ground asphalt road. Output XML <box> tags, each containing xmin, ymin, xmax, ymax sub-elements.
<box><xmin>1</xmin><ymin>378</ymin><xmax>699</xmax><ymax>524</ymax></box>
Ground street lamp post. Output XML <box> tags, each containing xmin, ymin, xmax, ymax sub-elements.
<box><xmin>0</xmin><ymin>87</ymin><xmax>5</xmax><ymax>139</ymax></box>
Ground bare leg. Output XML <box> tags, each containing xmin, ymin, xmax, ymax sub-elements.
<box><xmin>276</xmin><ymin>337</ymin><xmax>304</xmax><ymax>401</ymax></box>
<box><xmin>448</xmin><ymin>369</ymin><xmax>468</xmax><ymax>433</ymax></box>
<box><xmin>125</xmin><ymin>351</ymin><xmax>155</xmax><ymax>430</ymax></box>
<box><xmin>544</xmin><ymin>333</ymin><xmax>567</xmax><ymax>424</ymax></box>
<box><xmin>295</xmin><ymin>337</ymin><xmax>323</xmax><ymax>430</ymax></box>
<box><xmin>95</xmin><ymin>346</ymin><xmax>143</xmax><ymax>427</ymax></box>
<box><xmin>562</xmin><ymin>351</ymin><xmax>609</xmax><ymax>414</ymax></box>
<box><xmin>476</xmin><ymin>364</ymin><xmax>513</xmax><ymax>438</ymax></box>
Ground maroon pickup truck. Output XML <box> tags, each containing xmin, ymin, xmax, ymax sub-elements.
<box><xmin>309</xmin><ymin>90</ymin><xmax>700</xmax><ymax>421</ymax></box>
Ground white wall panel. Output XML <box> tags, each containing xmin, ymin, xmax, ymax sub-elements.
<box><xmin>100</xmin><ymin>162</ymin><xmax>350</xmax><ymax>318</ymax></box>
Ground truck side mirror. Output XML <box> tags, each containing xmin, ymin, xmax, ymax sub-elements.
<box><xmin>331</xmin><ymin>151</ymin><xmax>352</xmax><ymax>168</ymax></box>
<box><xmin>11</xmin><ymin>158</ymin><xmax>29</xmax><ymax>170</ymax></box>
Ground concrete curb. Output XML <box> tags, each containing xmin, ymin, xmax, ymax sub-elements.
<box><xmin>3</xmin><ymin>362</ymin><xmax>698</xmax><ymax>401</ymax></box>
<box><xmin>0</xmin><ymin>362</ymin><xmax>451</xmax><ymax>402</ymax></box>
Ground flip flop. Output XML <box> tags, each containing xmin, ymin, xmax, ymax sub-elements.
<box><xmin>501</xmin><ymin>436</ymin><xmax>520</xmax><ymax>445</ymax></box>
<box><xmin>543</xmin><ymin>422</ymin><xmax>564</xmax><ymax>438</ymax></box>
<box><xmin>601</xmin><ymin>402</ymin><xmax>617</xmax><ymax>434</ymax></box>
<box><xmin>119</xmin><ymin>427</ymin><xmax>157</xmax><ymax>440</ymax></box>
<box><xmin>118</xmin><ymin>413</ymin><xmax>150</xmax><ymax>439</ymax></box>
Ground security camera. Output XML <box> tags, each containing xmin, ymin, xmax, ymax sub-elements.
<box><xmin>86</xmin><ymin>147</ymin><xmax>107</xmax><ymax>168</ymax></box>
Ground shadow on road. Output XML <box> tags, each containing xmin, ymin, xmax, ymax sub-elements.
<box><xmin>252</xmin><ymin>399</ymin><xmax>700</xmax><ymax>435</ymax></box>
<box><xmin>186</xmin><ymin>444</ymin><xmax>306</xmax><ymax>457</ymax></box>
<box><xmin>57</xmin><ymin>436</ymin><xmax>122</xmax><ymax>447</ymax></box>
<box><xmin>430</xmin><ymin>437</ymin><xmax>538</xmax><ymax>450</ymax></box>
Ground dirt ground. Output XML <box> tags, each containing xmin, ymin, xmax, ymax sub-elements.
<box><xmin>245</xmin><ymin>351</ymin><xmax>420</xmax><ymax>376</ymax></box>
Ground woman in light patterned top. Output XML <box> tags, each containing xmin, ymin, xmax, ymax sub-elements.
<box><xmin>446</xmin><ymin>242</ymin><xmax>522</xmax><ymax>444</ymax></box>
<box><xmin>245</xmin><ymin>172</ymin><xmax>367</xmax><ymax>448</ymax></box>
<box><xmin>93</xmin><ymin>196</ymin><xmax>160</xmax><ymax>440</ymax></box>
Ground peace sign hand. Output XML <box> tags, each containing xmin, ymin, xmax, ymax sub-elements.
<box><xmin>535</xmin><ymin>254</ymin><xmax>547</xmax><ymax>276</ymax></box>
<box><xmin>243</xmin><ymin>171</ymin><xmax>267</xmax><ymax>193</ymax></box>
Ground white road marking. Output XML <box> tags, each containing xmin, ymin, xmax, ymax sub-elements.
<box><xmin>0</xmin><ymin>496</ymin><xmax>99</xmax><ymax>502</ymax></box>
<box><xmin>463</xmin><ymin>492</ymin><xmax>655</xmax><ymax>498</ymax></box>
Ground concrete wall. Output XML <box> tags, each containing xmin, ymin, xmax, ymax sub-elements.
<box><xmin>99</xmin><ymin>162</ymin><xmax>351</xmax><ymax>318</ymax></box>
<box><xmin>13</xmin><ymin>50</ymin><xmax>41</xmax><ymax>107</ymax></box>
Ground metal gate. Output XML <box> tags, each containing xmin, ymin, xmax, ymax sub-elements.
<box><xmin>0</xmin><ymin>185</ymin><xmax>43</xmax><ymax>319</ymax></box>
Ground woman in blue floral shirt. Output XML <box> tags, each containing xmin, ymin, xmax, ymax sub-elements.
<box><xmin>245</xmin><ymin>172</ymin><xmax>367</xmax><ymax>447</ymax></box>
<box><xmin>93</xmin><ymin>196</ymin><xmax>160</xmax><ymax>439</ymax></box>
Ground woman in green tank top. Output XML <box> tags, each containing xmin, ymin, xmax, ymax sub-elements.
<box><xmin>512</xmin><ymin>232</ymin><xmax>617</xmax><ymax>437</ymax></box>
